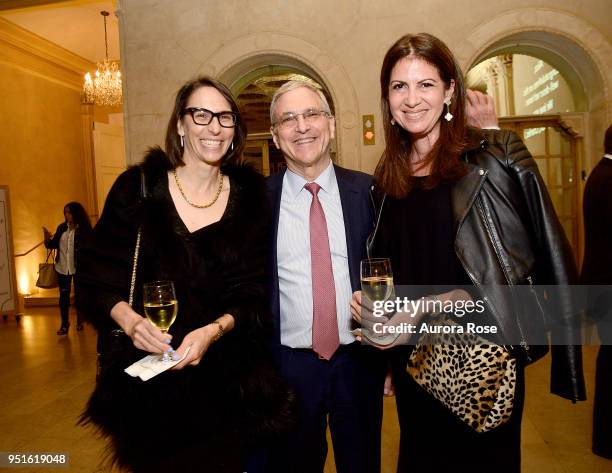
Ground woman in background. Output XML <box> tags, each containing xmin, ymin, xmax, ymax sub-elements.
<box><xmin>43</xmin><ymin>201</ymin><xmax>92</xmax><ymax>335</ymax></box>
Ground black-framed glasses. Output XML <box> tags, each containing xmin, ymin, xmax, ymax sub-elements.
<box><xmin>181</xmin><ymin>107</ymin><xmax>237</xmax><ymax>128</ymax></box>
<box><xmin>272</xmin><ymin>109</ymin><xmax>331</xmax><ymax>130</ymax></box>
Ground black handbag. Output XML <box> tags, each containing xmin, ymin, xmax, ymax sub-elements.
<box><xmin>96</xmin><ymin>166</ymin><xmax>147</xmax><ymax>379</ymax></box>
<box><xmin>36</xmin><ymin>250</ymin><xmax>58</xmax><ymax>289</ymax></box>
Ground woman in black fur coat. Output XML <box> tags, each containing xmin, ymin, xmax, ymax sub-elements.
<box><xmin>77</xmin><ymin>77</ymin><xmax>292</xmax><ymax>472</ymax></box>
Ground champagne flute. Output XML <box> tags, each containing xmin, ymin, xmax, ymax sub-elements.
<box><xmin>360</xmin><ymin>258</ymin><xmax>394</xmax><ymax>305</ymax></box>
<box><xmin>359</xmin><ymin>258</ymin><xmax>398</xmax><ymax>345</ymax></box>
<box><xmin>143</xmin><ymin>281</ymin><xmax>178</xmax><ymax>362</ymax></box>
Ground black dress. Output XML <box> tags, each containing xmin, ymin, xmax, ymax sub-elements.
<box><xmin>374</xmin><ymin>177</ymin><xmax>525</xmax><ymax>473</ymax></box>
<box><xmin>77</xmin><ymin>148</ymin><xmax>292</xmax><ymax>473</ymax></box>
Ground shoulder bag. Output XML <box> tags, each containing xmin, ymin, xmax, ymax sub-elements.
<box><xmin>406</xmin><ymin>315</ymin><xmax>517</xmax><ymax>433</ymax></box>
<box><xmin>96</xmin><ymin>166</ymin><xmax>147</xmax><ymax>379</ymax></box>
<box><xmin>36</xmin><ymin>249</ymin><xmax>58</xmax><ymax>289</ymax></box>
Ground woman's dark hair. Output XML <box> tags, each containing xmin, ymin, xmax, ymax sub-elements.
<box><xmin>376</xmin><ymin>33</ymin><xmax>468</xmax><ymax>198</ymax></box>
<box><xmin>64</xmin><ymin>202</ymin><xmax>92</xmax><ymax>232</ymax></box>
<box><xmin>164</xmin><ymin>76</ymin><xmax>247</xmax><ymax>169</ymax></box>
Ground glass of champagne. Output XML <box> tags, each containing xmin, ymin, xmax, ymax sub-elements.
<box><xmin>359</xmin><ymin>258</ymin><xmax>397</xmax><ymax>345</ymax></box>
<box><xmin>143</xmin><ymin>281</ymin><xmax>178</xmax><ymax>362</ymax></box>
<box><xmin>360</xmin><ymin>258</ymin><xmax>394</xmax><ymax>311</ymax></box>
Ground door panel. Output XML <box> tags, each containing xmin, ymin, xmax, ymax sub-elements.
<box><xmin>92</xmin><ymin>122</ymin><xmax>126</xmax><ymax>213</ymax></box>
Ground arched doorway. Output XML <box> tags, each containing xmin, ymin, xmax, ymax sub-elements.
<box><xmin>227</xmin><ymin>63</ymin><xmax>336</xmax><ymax>176</ymax></box>
<box><xmin>467</xmin><ymin>52</ymin><xmax>582</xmax><ymax>253</ymax></box>
<box><xmin>465</xmin><ymin>27</ymin><xmax>610</xmax><ymax>265</ymax></box>
<box><xmin>209</xmin><ymin>34</ymin><xmax>363</xmax><ymax>171</ymax></box>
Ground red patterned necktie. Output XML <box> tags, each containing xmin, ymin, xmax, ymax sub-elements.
<box><xmin>304</xmin><ymin>182</ymin><xmax>339</xmax><ymax>360</ymax></box>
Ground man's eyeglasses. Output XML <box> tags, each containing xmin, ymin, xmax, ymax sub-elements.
<box><xmin>273</xmin><ymin>109</ymin><xmax>331</xmax><ymax>130</ymax></box>
<box><xmin>181</xmin><ymin>107</ymin><xmax>237</xmax><ymax>128</ymax></box>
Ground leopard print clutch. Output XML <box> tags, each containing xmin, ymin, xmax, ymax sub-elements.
<box><xmin>406</xmin><ymin>317</ymin><xmax>517</xmax><ymax>433</ymax></box>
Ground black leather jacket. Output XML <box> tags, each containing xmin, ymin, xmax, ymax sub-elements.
<box><xmin>369</xmin><ymin>129</ymin><xmax>586</xmax><ymax>402</ymax></box>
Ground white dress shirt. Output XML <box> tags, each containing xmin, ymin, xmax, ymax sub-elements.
<box><xmin>277</xmin><ymin>162</ymin><xmax>355</xmax><ymax>347</ymax></box>
<box><xmin>55</xmin><ymin>227</ymin><xmax>76</xmax><ymax>275</ymax></box>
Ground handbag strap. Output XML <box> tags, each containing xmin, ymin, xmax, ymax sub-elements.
<box><xmin>128</xmin><ymin>229</ymin><xmax>142</xmax><ymax>307</ymax></box>
<box><xmin>128</xmin><ymin>165</ymin><xmax>148</xmax><ymax>308</ymax></box>
<box><xmin>44</xmin><ymin>248</ymin><xmax>56</xmax><ymax>263</ymax></box>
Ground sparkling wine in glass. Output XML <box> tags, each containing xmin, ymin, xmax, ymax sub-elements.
<box><xmin>143</xmin><ymin>281</ymin><xmax>178</xmax><ymax>362</ymax></box>
<box><xmin>360</xmin><ymin>258</ymin><xmax>394</xmax><ymax>305</ymax></box>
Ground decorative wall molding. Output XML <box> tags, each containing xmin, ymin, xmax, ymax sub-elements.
<box><xmin>456</xmin><ymin>8</ymin><xmax>610</xmax><ymax>116</ymax></box>
<box><xmin>205</xmin><ymin>32</ymin><xmax>361</xmax><ymax>170</ymax></box>
<box><xmin>559</xmin><ymin>113</ymin><xmax>585</xmax><ymax>138</ymax></box>
<box><xmin>0</xmin><ymin>17</ymin><xmax>92</xmax><ymax>90</ymax></box>
<box><xmin>456</xmin><ymin>7</ymin><xmax>609</xmax><ymax>185</ymax></box>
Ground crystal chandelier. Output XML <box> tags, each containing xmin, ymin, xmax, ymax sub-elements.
<box><xmin>83</xmin><ymin>11</ymin><xmax>122</xmax><ymax>107</ymax></box>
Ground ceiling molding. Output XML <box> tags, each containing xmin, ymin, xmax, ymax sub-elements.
<box><xmin>0</xmin><ymin>16</ymin><xmax>92</xmax><ymax>89</ymax></box>
<box><xmin>0</xmin><ymin>0</ymin><xmax>101</xmax><ymax>12</ymax></box>
<box><xmin>0</xmin><ymin>1</ymin><xmax>119</xmax><ymax>62</ymax></box>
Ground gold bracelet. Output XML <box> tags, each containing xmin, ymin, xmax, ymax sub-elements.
<box><xmin>211</xmin><ymin>320</ymin><xmax>225</xmax><ymax>341</ymax></box>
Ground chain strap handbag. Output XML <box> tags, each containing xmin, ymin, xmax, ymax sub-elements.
<box><xmin>96</xmin><ymin>166</ymin><xmax>147</xmax><ymax>379</ymax></box>
<box><xmin>406</xmin><ymin>316</ymin><xmax>517</xmax><ymax>433</ymax></box>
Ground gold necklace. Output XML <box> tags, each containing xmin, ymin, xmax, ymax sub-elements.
<box><xmin>172</xmin><ymin>168</ymin><xmax>224</xmax><ymax>209</ymax></box>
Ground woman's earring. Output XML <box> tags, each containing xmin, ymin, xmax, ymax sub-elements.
<box><xmin>230</xmin><ymin>142</ymin><xmax>234</xmax><ymax>152</ymax></box>
<box><xmin>444</xmin><ymin>99</ymin><xmax>453</xmax><ymax>122</ymax></box>
<box><xmin>180</xmin><ymin>135</ymin><xmax>184</xmax><ymax>148</ymax></box>
<box><xmin>391</xmin><ymin>118</ymin><xmax>396</xmax><ymax>125</ymax></box>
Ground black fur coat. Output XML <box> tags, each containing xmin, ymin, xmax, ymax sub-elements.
<box><xmin>77</xmin><ymin>148</ymin><xmax>294</xmax><ymax>473</ymax></box>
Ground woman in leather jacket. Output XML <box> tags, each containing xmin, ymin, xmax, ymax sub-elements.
<box><xmin>351</xmin><ymin>33</ymin><xmax>585</xmax><ymax>472</ymax></box>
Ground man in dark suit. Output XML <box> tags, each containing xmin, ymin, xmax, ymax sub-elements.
<box><xmin>265</xmin><ymin>80</ymin><xmax>386</xmax><ymax>473</ymax></box>
<box><xmin>582</xmin><ymin>124</ymin><xmax>612</xmax><ymax>459</ymax></box>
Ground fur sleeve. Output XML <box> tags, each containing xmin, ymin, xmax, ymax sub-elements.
<box><xmin>76</xmin><ymin>167</ymin><xmax>142</xmax><ymax>332</ymax></box>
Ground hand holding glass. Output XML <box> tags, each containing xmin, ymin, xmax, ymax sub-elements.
<box><xmin>358</xmin><ymin>258</ymin><xmax>400</xmax><ymax>346</ymax></box>
<box><xmin>360</xmin><ymin>258</ymin><xmax>394</xmax><ymax>305</ymax></box>
<box><xmin>143</xmin><ymin>281</ymin><xmax>178</xmax><ymax>362</ymax></box>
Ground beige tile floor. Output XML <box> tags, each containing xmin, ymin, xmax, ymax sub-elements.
<box><xmin>1</xmin><ymin>307</ymin><xmax>611</xmax><ymax>473</ymax></box>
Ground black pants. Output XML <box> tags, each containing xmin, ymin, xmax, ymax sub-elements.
<box><xmin>593</xmin><ymin>343</ymin><xmax>612</xmax><ymax>458</ymax></box>
<box><xmin>592</xmin><ymin>294</ymin><xmax>612</xmax><ymax>459</ymax></box>
<box><xmin>57</xmin><ymin>273</ymin><xmax>82</xmax><ymax>328</ymax></box>
<box><xmin>267</xmin><ymin>343</ymin><xmax>386</xmax><ymax>473</ymax></box>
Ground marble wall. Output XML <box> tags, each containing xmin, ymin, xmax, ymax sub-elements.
<box><xmin>2</xmin><ymin>1</ymin><xmax>611</xmax><ymax>298</ymax></box>
<box><xmin>117</xmin><ymin>0</ymin><xmax>612</xmax><ymax>173</ymax></box>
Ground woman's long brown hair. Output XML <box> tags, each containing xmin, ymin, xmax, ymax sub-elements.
<box><xmin>376</xmin><ymin>33</ymin><xmax>468</xmax><ymax>198</ymax></box>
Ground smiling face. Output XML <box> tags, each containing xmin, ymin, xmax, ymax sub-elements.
<box><xmin>388</xmin><ymin>56</ymin><xmax>454</xmax><ymax>142</ymax></box>
<box><xmin>177</xmin><ymin>86</ymin><xmax>235</xmax><ymax>166</ymax></box>
<box><xmin>271</xmin><ymin>86</ymin><xmax>335</xmax><ymax>179</ymax></box>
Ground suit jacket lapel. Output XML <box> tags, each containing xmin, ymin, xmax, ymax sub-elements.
<box><xmin>334</xmin><ymin>165</ymin><xmax>361</xmax><ymax>290</ymax></box>
<box><xmin>267</xmin><ymin>169</ymin><xmax>286</xmax><ymax>348</ymax></box>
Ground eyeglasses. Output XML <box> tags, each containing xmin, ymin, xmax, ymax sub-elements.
<box><xmin>181</xmin><ymin>107</ymin><xmax>237</xmax><ymax>128</ymax></box>
<box><xmin>273</xmin><ymin>109</ymin><xmax>331</xmax><ymax>130</ymax></box>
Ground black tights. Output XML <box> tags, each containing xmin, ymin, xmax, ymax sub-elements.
<box><xmin>57</xmin><ymin>273</ymin><xmax>82</xmax><ymax>328</ymax></box>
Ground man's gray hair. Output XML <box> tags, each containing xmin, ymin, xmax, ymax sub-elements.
<box><xmin>269</xmin><ymin>80</ymin><xmax>332</xmax><ymax>125</ymax></box>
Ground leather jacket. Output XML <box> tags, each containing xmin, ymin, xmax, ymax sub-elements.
<box><xmin>368</xmin><ymin>128</ymin><xmax>586</xmax><ymax>402</ymax></box>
